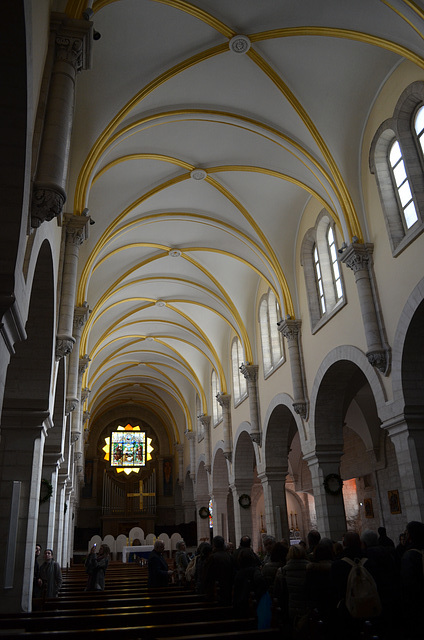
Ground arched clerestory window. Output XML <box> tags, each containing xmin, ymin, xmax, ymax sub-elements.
<box><xmin>301</xmin><ymin>211</ymin><xmax>346</xmax><ymax>333</ymax></box>
<box><xmin>370</xmin><ymin>82</ymin><xmax>424</xmax><ymax>255</ymax></box>
<box><xmin>259</xmin><ymin>289</ymin><xmax>284</xmax><ymax>377</ymax></box>
<box><xmin>211</xmin><ymin>369</ymin><xmax>222</xmax><ymax>426</ymax></box>
<box><xmin>231</xmin><ymin>336</ymin><xmax>247</xmax><ymax>405</ymax></box>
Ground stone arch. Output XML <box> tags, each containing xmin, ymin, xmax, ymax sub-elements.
<box><xmin>262</xmin><ymin>395</ymin><xmax>299</xmax><ymax>473</ymax></box>
<box><xmin>308</xmin><ymin>345</ymin><xmax>387</xmax><ymax>452</ymax></box>
<box><xmin>211</xmin><ymin>445</ymin><xmax>231</xmax><ymax>539</ymax></box>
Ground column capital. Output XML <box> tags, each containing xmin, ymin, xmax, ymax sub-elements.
<box><xmin>65</xmin><ymin>397</ymin><xmax>79</xmax><ymax>415</ymax></box>
<box><xmin>78</xmin><ymin>354</ymin><xmax>91</xmax><ymax>377</ymax></box>
<box><xmin>73</xmin><ymin>304</ymin><xmax>90</xmax><ymax>334</ymax></box>
<box><xmin>175</xmin><ymin>443</ymin><xmax>184</xmax><ymax>453</ymax></box>
<box><xmin>341</xmin><ymin>242</ymin><xmax>374</xmax><ymax>273</ymax></box>
<box><xmin>239</xmin><ymin>363</ymin><xmax>258</xmax><ymax>382</ymax></box>
<box><xmin>81</xmin><ymin>387</ymin><xmax>91</xmax><ymax>403</ymax></box>
<box><xmin>64</xmin><ymin>212</ymin><xmax>91</xmax><ymax>246</ymax></box>
<box><xmin>55</xmin><ymin>335</ymin><xmax>75</xmax><ymax>361</ymax></box>
<box><xmin>31</xmin><ymin>186</ymin><xmax>66</xmax><ymax>229</ymax></box>
<box><xmin>216</xmin><ymin>392</ymin><xmax>231</xmax><ymax>409</ymax></box>
<box><xmin>278</xmin><ymin>317</ymin><xmax>301</xmax><ymax>342</ymax></box>
<box><xmin>51</xmin><ymin>12</ymin><xmax>92</xmax><ymax>73</ymax></box>
<box><xmin>198</xmin><ymin>414</ymin><xmax>211</xmax><ymax>430</ymax></box>
<box><xmin>185</xmin><ymin>430</ymin><xmax>195</xmax><ymax>441</ymax></box>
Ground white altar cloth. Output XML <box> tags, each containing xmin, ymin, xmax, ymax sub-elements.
<box><xmin>122</xmin><ymin>544</ymin><xmax>154</xmax><ymax>563</ymax></box>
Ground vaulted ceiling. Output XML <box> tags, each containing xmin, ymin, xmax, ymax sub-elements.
<box><xmin>62</xmin><ymin>0</ymin><xmax>424</xmax><ymax>448</ymax></box>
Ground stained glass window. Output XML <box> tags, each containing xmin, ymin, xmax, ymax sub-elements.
<box><xmin>111</xmin><ymin>430</ymin><xmax>146</xmax><ymax>467</ymax></box>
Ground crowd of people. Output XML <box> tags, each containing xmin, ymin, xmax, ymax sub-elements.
<box><xmin>147</xmin><ymin>522</ymin><xmax>424</xmax><ymax>640</ymax></box>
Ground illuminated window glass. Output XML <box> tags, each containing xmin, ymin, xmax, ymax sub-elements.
<box><xmin>111</xmin><ymin>430</ymin><xmax>146</xmax><ymax>467</ymax></box>
<box><xmin>259</xmin><ymin>290</ymin><xmax>284</xmax><ymax>376</ymax></box>
<box><xmin>314</xmin><ymin>245</ymin><xmax>326</xmax><ymax>314</ymax></box>
<box><xmin>327</xmin><ymin>227</ymin><xmax>343</xmax><ymax>300</ymax></box>
<box><xmin>231</xmin><ymin>337</ymin><xmax>247</xmax><ymax>404</ymax></box>
<box><xmin>211</xmin><ymin>370</ymin><xmax>222</xmax><ymax>425</ymax></box>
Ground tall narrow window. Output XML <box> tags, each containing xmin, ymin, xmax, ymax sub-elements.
<box><xmin>196</xmin><ymin>394</ymin><xmax>204</xmax><ymax>442</ymax></box>
<box><xmin>211</xmin><ymin>370</ymin><xmax>222</xmax><ymax>426</ymax></box>
<box><xmin>389</xmin><ymin>140</ymin><xmax>418</xmax><ymax>230</ymax></box>
<box><xmin>259</xmin><ymin>290</ymin><xmax>284</xmax><ymax>376</ymax></box>
<box><xmin>327</xmin><ymin>227</ymin><xmax>343</xmax><ymax>300</ymax></box>
<box><xmin>231</xmin><ymin>337</ymin><xmax>247</xmax><ymax>404</ymax></box>
<box><xmin>313</xmin><ymin>245</ymin><xmax>326</xmax><ymax>315</ymax></box>
<box><xmin>415</xmin><ymin>105</ymin><xmax>424</xmax><ymax>157</ymax></box>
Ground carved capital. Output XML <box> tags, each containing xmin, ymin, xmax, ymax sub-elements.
<box><xmin>198</xmin><ymin>414</ymin><xmax>211</xmax><ymax>430</ymax></box>
<box><xmin>78</xmin><ymin>354</ymin><xmax>91</xmax><ymax>377</ymax></box>
<box><xmin>223</xmin><ymin>451</ymin><xmax>232</xmax><ymax>463</ymax></box>
<box><xmin>65</xmin><ymin>397</ymin><xmax>79</xmax><ymax>414</ymax></box>
<box><xmin>31</xmin><ymin>185</ymin><xmax>66</xmax><ymax>228</ymax></box>
<box><xmin>83</xmin><ymin>411</ymin><xmax>90</xmax><ymax>425</ymax></box>
<box><xmin>55</xmin><ymin>35</ymin><xmax>84</xmax><ymax>72</ymax></box>
<box><xmin>71</xmin><ymin>430</ymin><xmax>80</xmax><ymax>442</ymax></box>
<box><xmin>278</xmin><ymin>317</ymin><xmax>301</xmax><ymax>343</ymax></box>
<box><xmin>80</xmin><ymin>387</ymin><xmax>91</xmax><ymax>403</ymax></box>
<box><xmin>55</xmin><ymin>335</ymin><xmax>75</xmax><ymax>361</ymax></box>
<box><xmin>216</xmin><ymin>392</ymin><xmax>231</xmax><ymax>409</ymax></box>
<box><xmin>73</xmin><ymin>304</ymin><xmax>90</xmax><ymax>333</ymax></box>
<box><xmin>293</xmin><ymin>401</ymin><xmax>308</xmax><ymax>419</ymax></box>
<box><xmin>74</xmin><ymin>451</ymin><xmax>82</xmax><ymax>461</ymax></box>
<box><xmin>367</xmin><ymin>349</ymin><xmax>389</xmax><ymax>374</ymax></box>
<box><xmin>185</xmin><ymin>430</ymin><xmax>195</xmax><ymax>441</ymax></box>
<box><xmin>250</xmin><ymin>431</ymin><xmax>261</xmax><ymax>446</ymax></box>
<box><xmin>64</xmin><ymin>213</ymin><xmax>91</xmax><ymax>246</ymax></box>
<box><xmin>175</xmin><ymin>443</ymin><xmax>184</xmax><ymax>454</ymax></box>
<box><xmin>341</xmin><ymin>242</ymin><xmax>374</xmax><ymax>274</ymax></box>
<box><xmin>240</xmin><ymin>363</ymin><xmax>258</xmax><ymax>383</ymax></box>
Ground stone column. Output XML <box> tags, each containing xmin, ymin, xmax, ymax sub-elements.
<box><xmin>195</xmin><ymin>496</ymin><xmax>211</xmax><ymax>542</ymax></box>
<box><xmin>259</xmin><ymin>471</ymin><xmax>290</xmax><ymax>542</ymax></box>
<box><xmin>0</xmin><ymin>409</ymin><xmax>51</xmax><ymax>613</ymax></box>
<box><xmin>239</xmin><ymin>364</ymin><xmax>261</xmax><ymax>445</ymax></box>
<box><xmin>198</xmin><ymin>414</ymin><xmax>211</xmax><ymax>472</ymax></box>
<box><xmin>175</xmin><ymin>444</ymin><xmax>184</xmax><ymax>486</ymax></box>
<box><xmin>37</xmin><ymin>454</ymin><xmax>60</xmax><ymax>551</ymax></box>
<box><xmin>304</xmin><ymin>450</ymin><xmax>346</xmax><ymax>541</ymax></box>
<box><xmin>54</xmin><ymin>472</ymin><xmax>68</xmax><ymax>567</ymax></box>
<box><xmin>278</xmin><ymin>318</ymin><xmax>308</xmax><ymax>419</ymax></box>
<box><xmin>383</xmin><ymin>413</ymin><xmax>424</xmax><ymax>521</ymax></box>
<box><xmin>341</xmin><ymin>242</ymin><xmax>390</xmax><ymax>374</ymax></box>
<box><xmin>211</xmin><ymin>489</ymin><xmax>229</xmax><ymax>539</ymax></box>
<box><xmin>66</xmin><ymin>304</ymin><xmax>89</xmax><ymax>418</ymax></box>
<box><xmin>56</xmin><ymin>214</ymin><xmax>91</xmax><ymax>360</ymax></box>
<box><xmin>230</xmin><ymin>482</ymin><xmax>253</xmax><ymax>542</ymax></box>
<box><xmin>216</xmin><ymin>393</ymin><xmax>232</xmax><ymax>461</ymax></box>
<box><xmin>184</xmin><ymin>430</ymin><xmax>196</xmax><ymax>482</ymax></box>
<box><xmin>31</xmin><ymin>15</ymin><xmax>92</xmax><ymax>227</ymax></box>
<box><xmin>71</xmin><ymin>354</ymin><xmax>90</xmax><ymax>445</ymax></box>
<box><xmin>62</xmin><ymin>485</ymin><xmax>73</xmax><ymax>569</ymax></box>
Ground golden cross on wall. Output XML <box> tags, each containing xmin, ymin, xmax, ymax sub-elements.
<box><xmin>127</xmin><ymin>480</ymin><xmax>155</xmax><ymax>510</ymax></box>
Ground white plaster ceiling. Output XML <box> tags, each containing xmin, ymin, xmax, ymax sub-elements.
<box><xmin>62</xmin><ymin>0</ymin><xmax>423</xmax><ymax>446</ymax></box>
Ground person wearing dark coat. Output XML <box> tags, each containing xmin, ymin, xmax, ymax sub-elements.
<box><xmin>85</xmin><ymin>543</ymin><xmax>110</xmax><ymax>591</ymax></box>
<box><xmin>361</xmin><ymin>529</ymin><xmax>400</xmax><ymax>640</ymax></box>
<box><xmin>330</xmin><ymin>531</ymin><xmax>368</xmax><ymax>639</ymax></box>
<box><xmin>148</xmin><ymin>539</ymin><xmax>173</xmax><ymax>587</ymax></box>
<box><xmin>306</xmin><ymin>538</ymin><xmax>338</xmax><ymax>638</ymax></box>
<box><xmin>377</xmin><ymin>526</ymin><xmax>395</xmax><ymax>548</ymax></box>
<box><xmin>276</xmin><ymin>543</ymin><xmax>310</xmax><ymax>627</ymax></box>
<box><xmin>38</xmin><ymin>549</ymin><xmax>62</xmax><ymax>598</ymax></box>
<box><xmin>233</xmin><ymin>535</ymin><xmax>262</xmax><ymax>568</ymax></box>
<box><xmin>33</xmin><ymin>543</ymin><xmax>42</xmax><ymax>598</ymax></box>
<box><xmin>203</xmin><ymin>535</ymin><xmax>235</xmax><ymax>603</ymax></box>
<box><xmin>400</xmin><ymin>520</ymin><xmax>424</xmax><ymax>640</ymax></box>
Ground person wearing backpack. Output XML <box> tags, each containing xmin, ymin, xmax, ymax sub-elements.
<box><xmin>331</xmin><ymin>531</ymin><xmax>380</xmax><ymax>639</ymax></box>
<box><xmin>400</xmin><ymin>520</ymin><xmax>424</xmax><ymax>640</ymax></box>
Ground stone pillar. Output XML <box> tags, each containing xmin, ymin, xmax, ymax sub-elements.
<box><xmin>54</xmin><ymin>472</ymin><xmax>68</xmax><ymax>567</ymax></box>
<box><xmin>304</xmin><ymin>451</ymin><xmax>346</xmax><ymax>541</ymax></box>
<box><xmin>56</xmin><ymin>214</ymin><xmax>91</xmax><ymax>360</ymax></box>
<box><xmin>31</xmin><ymin>15</ymin><xmax>92</xmax><ymax>227</ymax></box>
<box><xmin>185</xmin><ymin>430</ymin><xmax>197</xmax><ymax>482</ymax></box>
<box><xmin>341</xmin><ymin>242</ymin><xmax>390</xmax><ymax>374</ymax></box>
<box><xmin>71</xmin><ymin>353</ymin><xmax>90</xmax><ymax>446</ymax></box>
<box><xmin>198</xmin><ymin>415</ymin><xmax>211</xmax><ymax>472</ymax></box>
<box><xmin>230</xmin><ymin>482</ymin><xmax>253</xmax><ymax>542</ymax></box>
<box><xmin>37</xmin><ymin>454</ymin><xmax>60</xmax><ymax>551</ymax></box>
<box><xmin>195</xmin><ymin>496</ymin><xmax>211</xmax><ymax>542</ymax></box>
<box><xmin>175</xmin><ymin>444</ymin><xmax>184</xmax><ymax>486</ymax></box>
<box><xmin>278</xmin><ymin>318</ymin><xmax>308</xmax><ymax>419</ymax></box>
<box><xmin>62</xmin><ymin>486</ymin><xmax>73</xmax><ymax>569</ymax></box>
<box><xmin>259</xmin><ymin>471</ymin><xmax>290</xmax><ymax>542</ymax></box>
<box><xmin>66</xmin><ymin>304</ymin><xmax>90</xmax><ymax>420</ymax></box>
<box><xmin>211</xmin><ymin>489</ymin><xmax>229</xmax><ymax>539</ymax></box>
<box><xmin>239</xmin><ymin>364</ymin><xmax>261</xmax><ymax>445</ymax></box>
<box><xmin>216</xmin><ymin>393</ymin><xmax>232</xmax><ymax>461</ymax></box>
<box><xmin>0</xmin><ymin>409</ymin><xmax>51</xmax><ymax>613</ymax></box>
<box><xmin>383</xmin><ymin>413</ymin><xmax>424</xmax><ymax>521</ymax></box>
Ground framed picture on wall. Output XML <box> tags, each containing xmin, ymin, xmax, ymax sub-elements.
<box><xmin>388</xmin><ymin>489</ymin><xmax>401</xmax><ymax>514</ymax></box>
<box><xmin>364</xmin><ymin>498</ymin><xmax>374</xmax><ymax>518</ymax></box>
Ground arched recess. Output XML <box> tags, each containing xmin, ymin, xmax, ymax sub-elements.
<box><xmin>232</xmin><ymin>427</ymin><xmax>259</xmax><ymax>542</ymax></box>
<box><xmin>195</xmin><ymin>460</ymin><xmax>211</xmax><ymax>543</ymax></box>
<box><xmin>0</xmin><ymin>0</ymin><xmax>30</xmax><ymax>382</ymax></box>
<box><xmin>262</xmin><ymin>397</ymin><xmax>299</xmax><ymax>541</ymax></box>
<box><xmin>0</xmin><ymin>238</ymin><xmax>55</xmax><ymax>612</ymax></box>
<box><xmin>308</xmin><ymin>348</ymin><xmax>395</xmax><ymax>539</ymax></box>
<box><xmin>211</xmin><ymin>444</ymin><xmax>231</xmax><ymax>540</ymax></box>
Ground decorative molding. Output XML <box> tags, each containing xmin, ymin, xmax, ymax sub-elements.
<box><xmin>229</xmin><ymin>35</ymin><xmax>251</xmax><ymax>54</ymax></box>
<box><xmin>55</xmin><ymin>335</ymin><xmax>75</xmax><ymax>361</ymax></box>
<box><xmin>31</xmin><ymin>185</ymin><xmax>66</xmax><ymax>228</ymax></box>
<box><xmin>65</xmin><ymin>397</ymin><xmax>79</xmax><ymax>414</ymax></box>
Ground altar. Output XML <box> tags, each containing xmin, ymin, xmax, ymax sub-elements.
<box><xmin>122</xmin><ymin>544</ymin><xmax>154</xmax><ymax>563</ymax></box>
